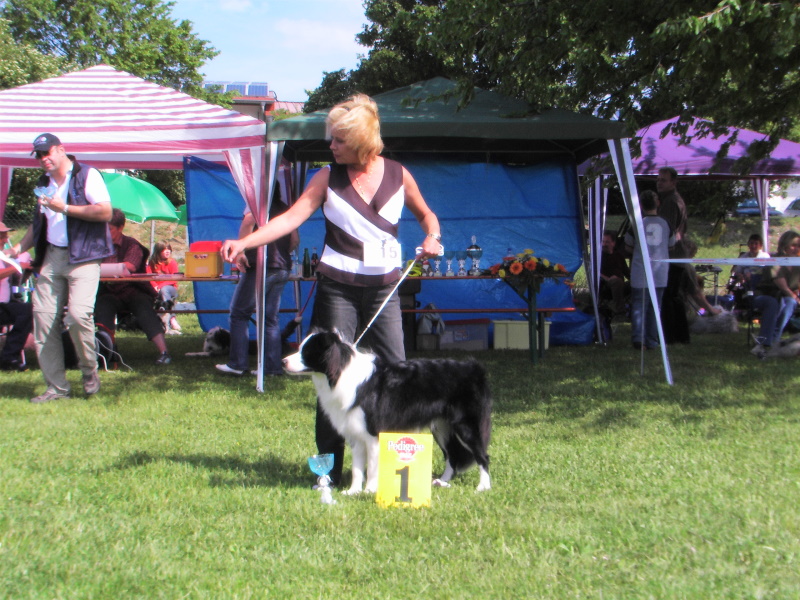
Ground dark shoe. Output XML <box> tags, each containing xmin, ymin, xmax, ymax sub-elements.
<box><xmin>83</xmin><ymin>370</ymin><xmax>100</xmax><ymax>396</ymax></box>
<box><xmin>155</xmin><ymin>352</ymin><xmax>172</xmax><ymax>366</ymax></box>
<box><xmin>0</xmin><ymin>358</ymin><xmax>28</xmax><ymax>372</ymax></box>
<box><xmin>31</xmin><ymin>389</ymin><xmax>70</xmax><ymax>404</ymax></box>
<box><xmin>216</xmin><ymin>363</ymin><xmax>246</xmax><ymax>376</ymax></box>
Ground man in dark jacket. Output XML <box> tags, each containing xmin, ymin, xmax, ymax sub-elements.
<box><xmin>2</xmin><ymin>134</ymin><xmax>113</xmax><ymax>402</ymax></box>
<box><xmin>95</xmin><ymin>209</ymin><xmax>171</xmax><ymax>365</ymax></box>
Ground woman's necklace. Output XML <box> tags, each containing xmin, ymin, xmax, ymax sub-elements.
<box><xmin>351</xmin><ymin>165</ymin><xmax>371</xmax><ymax>200</ymax></box>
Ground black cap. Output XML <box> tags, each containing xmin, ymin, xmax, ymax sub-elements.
<box><xmin>31</xmin><ymin>133</ymin><xmax>62</xmax><ymax>155</ymax></box>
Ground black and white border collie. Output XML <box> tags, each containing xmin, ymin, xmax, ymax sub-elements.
<box><xmin>283</xmin><ymin>330</ymin><xmax>492</xmax><ymax>494</ymax></box>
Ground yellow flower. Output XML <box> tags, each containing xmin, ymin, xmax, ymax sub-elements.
<box><xmin>541</xmin><ymin>258</ymin><xmax>550</xmax><ymax>268</ymax></box>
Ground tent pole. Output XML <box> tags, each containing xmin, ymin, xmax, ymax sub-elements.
<box><xmin>608</xmin><ymin>138</ymin><xmax>673</xmax><ymax>385</ymax></box>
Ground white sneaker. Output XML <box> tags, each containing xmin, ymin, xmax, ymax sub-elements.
<box><xmin>215</xmin><ymin>364</ymin><xmax>246</xmax><ymax>376</ymax></box>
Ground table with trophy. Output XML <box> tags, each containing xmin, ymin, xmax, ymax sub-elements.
<box><xmin>402</xmin><ymin>236</ymin><xmax>573</xmax><ymax>364</ymax></box>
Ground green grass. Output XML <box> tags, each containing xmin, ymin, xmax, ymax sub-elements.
<box><xmin>2</xmin><ymin>317</ymin><xmax>799</xmax><ymax>599</ymax></box>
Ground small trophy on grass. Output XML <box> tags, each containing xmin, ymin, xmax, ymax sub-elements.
<box><xmin>308</xmin><ymin>453</ymin><xmax>336</xmax><ymax>505</ymax></box>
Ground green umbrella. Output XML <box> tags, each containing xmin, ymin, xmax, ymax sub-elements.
<box><xmin>101</xmin><ymin>172</ymin><xmax>179</xmax><ymax>224</ymax></box>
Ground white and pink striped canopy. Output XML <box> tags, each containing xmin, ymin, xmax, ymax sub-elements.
<box><xmin>0</xmin><ymin>65</ymin><xmax>269</xmax><ymax>218</ymax></box>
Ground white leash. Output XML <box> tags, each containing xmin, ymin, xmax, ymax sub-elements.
<box><xmin>354</xmin><ymin>245</ymin><xmax>443</xmax><ymax>348</ymax></box>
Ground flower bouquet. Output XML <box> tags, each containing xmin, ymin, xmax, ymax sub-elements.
<box><xmin>488</xmin><ymin>249</ymin><xmax>573</xmax><ymax>296</ymax></box>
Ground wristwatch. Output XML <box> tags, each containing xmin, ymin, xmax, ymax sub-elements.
<box><xmin>427</xmin><ymin>233</ymin><xmax>442</xmax><ymax>241</ymax></box>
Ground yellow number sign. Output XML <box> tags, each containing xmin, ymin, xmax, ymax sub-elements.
<box><xmin>376</xmin><ymin>432</ymin><xmax>433</xmax><ymax>508</ymax></box>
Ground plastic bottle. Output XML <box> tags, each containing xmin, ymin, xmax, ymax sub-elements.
<box><xmin>290</xmin><ymin>250</ymin><xmax>299</xmax><ymax>277</ymax></box>
<box><xmin>302</xmin><ymin>248</ymin><xmax>312</xmax><ymax>278</ymax></box>
<box><xmin>310</xmin><ymin>247</ymin><xmax>319</xmax><ymax>275</ymax></box>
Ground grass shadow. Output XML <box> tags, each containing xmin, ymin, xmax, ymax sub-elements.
<box><xmin>109</xmin><ymin>450</ymin><xmax>310</xmax><ymax>488</ymax></box>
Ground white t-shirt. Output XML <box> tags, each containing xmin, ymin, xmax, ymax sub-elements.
<box><xmin>42</xmin><ymin>165</ymin><xmax>111</xmax><ymax>247</ymax></box>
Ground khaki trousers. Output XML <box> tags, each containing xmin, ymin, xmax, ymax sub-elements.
<box><xmin>32</xmin><ymin>246</ymin><xmax>101</xmax><ymax>394</ymax></box>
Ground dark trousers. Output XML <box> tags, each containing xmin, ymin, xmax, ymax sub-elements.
<box><xmin>310</xmin><ymin>276</ymin><xmax>405</xmax><ymax>486</ymax></box>
<box><xmin>95</xmin><ymin>292</ymin><xmax>164</xmax><ymax>340</ymax></box>
<box><xmin>0</xmin><ymin>301</ymin><xmax>33</xmax><ymax>363</ymax></box>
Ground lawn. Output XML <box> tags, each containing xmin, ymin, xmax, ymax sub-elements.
<box><xmin>2</xmin><ymin>314</ymin><xmax>798</xmax><ymax>599</ymax></box>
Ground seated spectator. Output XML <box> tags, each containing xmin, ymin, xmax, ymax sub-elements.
<box><xmin>728</xmin><ymin>233</ymin><xmax>770</xmax><ymax>308</ymax></box>
<box><xmin>1</xmin><ymin>221</ymin><xmax>33</xmax><ymax>371</ymax></box>
<box><xmin>661</xmin><ymin>238</ymin><xmax>722</xmax><ymax>344</ymax></box>
<box><xmin>752</xmin><ymin>230</ymin><xmax>800</xmax><ymax>358</ymax></box>
<box><xmin>146</xmin><ymin>241</ymin><xmax>181</xmax><ymax>334</ymax></box>
<box><xmin>95</xmin><ymin>209</ymin><xmax>171</xmax><ymax>365</ymax></box>
<box><xmin>600</xmin><ymin>230</ymin><xmax>630</xmax><ymax>318</ymax></box>
<box><xmin>681</xmin><ymin>240</ymin><xmax>723</xmax><ymax>325</ymax></box>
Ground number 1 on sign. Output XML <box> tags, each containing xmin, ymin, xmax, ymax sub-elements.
<box><xmin>395</xmin><ymin>466</ymin><xmax>412</xmax><ymax>503</ymax></box>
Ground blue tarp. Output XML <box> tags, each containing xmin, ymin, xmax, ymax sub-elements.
<box><xmin>184</xmin><ymin>156</ymin><xmax>592</xmax><ymax>345</ymax></box>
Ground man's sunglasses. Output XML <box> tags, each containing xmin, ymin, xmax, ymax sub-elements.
<box><xmin>35</xmin><ymin>148</ymin><xmax>55</xmax><ymax>159</ymax></box>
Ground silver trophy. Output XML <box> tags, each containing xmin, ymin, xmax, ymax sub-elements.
<box><xmin>467</xmin><ymin>236</ymin><xmax>483</xmax><ymax>275</ymax></box>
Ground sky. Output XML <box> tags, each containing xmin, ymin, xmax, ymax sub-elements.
<box><xmin>169</xmin><ymin>0</ymin><xmax>370</xmax><ymax>101</ymax></box>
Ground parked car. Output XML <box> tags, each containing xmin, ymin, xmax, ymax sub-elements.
<box><xmin>782</xmin><ymin>198</ymin><xmax>800</xmax><ymax>217</ymax></box>
<box><xmin>734</xmin><ymin>198</ymin><xmax>782</xmax><ymax>217</ymax></box>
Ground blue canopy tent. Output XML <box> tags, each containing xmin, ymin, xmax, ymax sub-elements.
<box><xmin>186</xmin><ymin>78</ymin><xmax>674</xmax><ymax>384</ymax></box>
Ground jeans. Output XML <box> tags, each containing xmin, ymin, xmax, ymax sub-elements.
<box><xmin>157</xmin><ymin>285</ymin><xmax>178</xmax><ymax>307</ymax></box>
<box><xmin>311</xmin><ymin>275</ymin><xmax>406</xmax><ymax>485</ymax></box>
<box><xmin>228</xmin><ymin>267</ymin><xmax>290</xmax><ymax>373</ymax></box>
<box><xmin>631</xmin><ymin>286</ymin><xmax>665</xmax><ymax>348</ymax></box>
<box><xmin>754</xmin><ymin>294</ymin><xmax>798</xmax><ymax>346</ymax></box>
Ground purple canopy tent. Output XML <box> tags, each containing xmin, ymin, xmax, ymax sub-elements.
<box><xmin>585</xmin><ymin>117</ymin><xmax>800</xmax><ymax>344</ymax></box>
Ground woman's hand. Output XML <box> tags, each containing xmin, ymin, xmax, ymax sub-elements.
<box><xmin>221</xmin><ymin>239</ymin><xmax>246</xmax><ymax>263</ymax></box>
<box><xmin>417</xmin><ymin>235</ymin><xmax>443</xmax><ymax>258</ymax></box>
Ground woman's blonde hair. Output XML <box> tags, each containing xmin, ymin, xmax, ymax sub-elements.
<box><xmin>325</xmin><ymin>94</ymin><xmax>383</xmax><ymax>164</ymax></box>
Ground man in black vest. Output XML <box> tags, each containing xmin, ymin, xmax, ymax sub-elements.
<box><xmin>3</xmin><ymin>134</ymin><xmax>113</xmax><ymax>403</ymax></box>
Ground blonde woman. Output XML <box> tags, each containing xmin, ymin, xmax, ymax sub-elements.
<box><xmin>222</xmin><ymin>94</ymin><xmax>441</xmax><ymax>485</ymax></box>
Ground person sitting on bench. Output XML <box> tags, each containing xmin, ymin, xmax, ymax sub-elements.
<box><xmin>95</xmin><ymin>209</ymin><xmax>171</xmax><ymax>365</ymax></box>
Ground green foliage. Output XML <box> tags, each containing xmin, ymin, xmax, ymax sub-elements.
<box><xmin>311</xmin><ymin>1</ymin><xmax>800</xmax><ymax>178</ymax></box>
<box><xmin>0</xmin><ymin>17</ymin><xmax>64</xmax><ymax>89</ymax></box>
<box><xmin>1</xmin><ymin>0</ymin><xmax>218</xmax><ymax>94</ymax></box>
<box><xmin>2</xmin><ymin>321</ymin><xmax>800</xmax><ymax>597</ymax></box>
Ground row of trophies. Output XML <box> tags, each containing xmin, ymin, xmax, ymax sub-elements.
<box><xmin>421</xmin><ymin>235</ymin><xmax>483</xmax><ymax>277</ymax></box>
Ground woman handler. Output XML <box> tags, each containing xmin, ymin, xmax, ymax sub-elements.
<box><xmin>221</xmin><ymin>94</ymin><xmax>442</xmax><ymax>486</ymax></box>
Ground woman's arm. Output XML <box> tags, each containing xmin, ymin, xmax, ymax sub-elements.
<box><xmin>402</xmin><ymin>167</ymin><xmax>441</xmax><ymax>257</ymax></box>
<box><xmin>221</xmin><ymin>168</ymin><xmax>328</xmax><ymax>263</ymax></box>
<box><xmin>773</xmin><ymin>276</ymin><xmax>800</xmax><ymax>303</ymax></box>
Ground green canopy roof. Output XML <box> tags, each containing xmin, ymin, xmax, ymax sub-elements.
<box><xmin>268</xmin><ymin>78</ymin><xmax>629</xmax><ymax>164</ymax></box>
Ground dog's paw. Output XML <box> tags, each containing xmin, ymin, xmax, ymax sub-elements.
<box><xmin>363</xmin><ymin>485</ymin><xmax>377</xmax><ymax>494</ymax></box>
<box><xmin>475</xmin><ymin>482</ymin><xmax>491</xmax><ymax>492</ymax></box>
<box><xmin>341</xmin><ymin>488</ymin><xmax>363</xmax><ymax>496</ymax></box>
<box><xmin>432</xmin><ymin>478</ymin><xmax>451</xmax><ymax>488</ymax></box>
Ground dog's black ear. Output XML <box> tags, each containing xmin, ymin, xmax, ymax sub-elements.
<box><xmin>321</xmin><ymin>333</ymin><xmax>352</xmax><ymax>385</ymax></box>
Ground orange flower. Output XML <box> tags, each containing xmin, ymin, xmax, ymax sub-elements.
<box><xmin>556</xmin><ymin>263</ymin><xmax>567</xmax><ymax>273</ymax></box>
<box><xmin>509</xmin><ymin>262</ymin><xmax>523</xmax><ymax>275</ymax></box>
<box><xmin>523</xmin><ymin>259</ymin><xmax>538</xmax><ymax>271</ymax></box>
<box><xmin>489</xmin><ymin>264</ymin><xmax>501</xmax><ymax>275</ymax></box>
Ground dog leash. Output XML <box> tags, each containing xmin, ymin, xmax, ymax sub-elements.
<box><xmin>354</xmin><ymin>245</ymin><xmax>443</xmax><ymax>348</ymax></box>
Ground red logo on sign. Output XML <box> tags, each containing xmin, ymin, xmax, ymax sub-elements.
<box><xmin>387</xmin><ymin>436</ymin><xmax>424</xmax><ymax>462</ymax></box>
